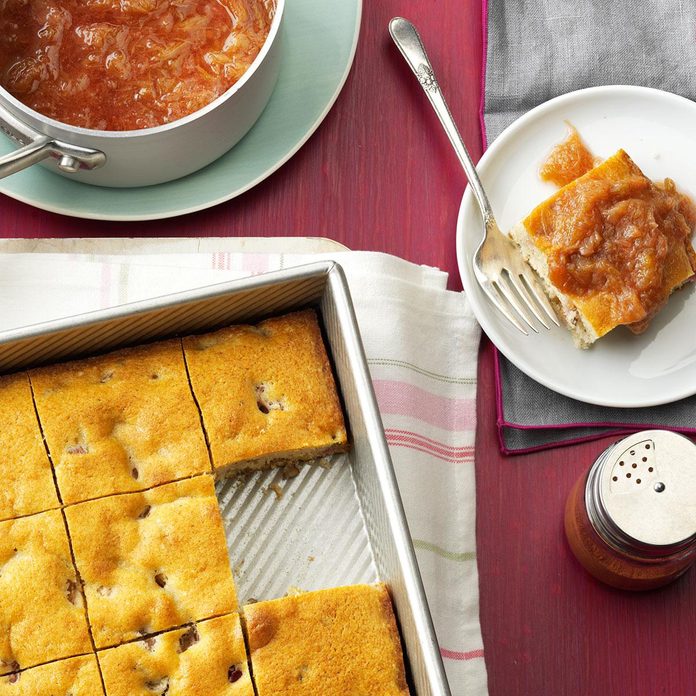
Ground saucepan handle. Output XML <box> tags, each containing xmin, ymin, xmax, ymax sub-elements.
<box><xmin>0</xmin><ymin>101</ymin><xmax>106</xmax><ymax>179</ymax></box>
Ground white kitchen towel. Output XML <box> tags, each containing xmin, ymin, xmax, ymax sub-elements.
<box><xmin>0</xmin><ymin>250</ymin><xmax>486</xmax><ymax>695</ymax></box>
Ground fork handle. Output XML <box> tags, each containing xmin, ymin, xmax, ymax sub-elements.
<box><xmin>389</xmin><ymin>17</ymin><xmax>494</xmax><ymax>224</ymax></box>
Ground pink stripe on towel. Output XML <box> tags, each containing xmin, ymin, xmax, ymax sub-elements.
<box><xmin>385</xmin><ymin>428</ymin><xmax>475</xmax><ymax>462</ymax></box>
<box><xmin>372</xmin><ymin>380</ymin><xmax>476</xmax><ymax>432</ymax></box>
<box><xmin>441</xmin><ymin>647</ymin><xmax>485</xmax><ymax>661</ymax></box>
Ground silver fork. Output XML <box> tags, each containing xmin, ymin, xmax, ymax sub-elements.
<box><xmin>389</xmin><ymin>17</ymin><xmax>559</xmax><ymax>334</ymax></box>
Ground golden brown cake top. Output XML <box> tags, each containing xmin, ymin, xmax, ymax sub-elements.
<box><xmin>0</xmin><ymin>373</ymin><xmax>59</xmax><ymax>521</ymax></box>
<box><xmin>99</xmin><ymin>613</ymin><xmax>253</xmax><ymax>696</ymax></box>
<box><xmin>183</xmin><ymin>310</ymin><xmax>347</xmax><ymax>472</ymax></box>
<box><xmin>243</xmin><ymin>584</ymin><xmax>409</xmax><ymax>696</ymax></box>
<box><xmin>0</xmin><ymin>655</ymin><xmax>104</xmax><ymax>695</ymax></box>
<box><xmin>524</xmin><ymin>150</ymin><xmax>696</xmax><ymax>337</ymax></box>
<box><xmin>64</xmin><ymin>475</ymin><xmax>237</xmax><ymax>649</ymax></box>
<box><xmin>0</xmin><ymin>510</ymin><xmax>92</xmax><ymax>674</ymax></box>
<box><xmin>30</xmin><ymin>339</ymin><xmax>211</xmax><ymax>505</ymax></box>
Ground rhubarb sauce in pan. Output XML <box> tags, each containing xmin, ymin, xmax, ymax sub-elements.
<box><xmin>0</xmin><ymin>0</ymin><xmax>274</xmax><ymax>130</ymax></box>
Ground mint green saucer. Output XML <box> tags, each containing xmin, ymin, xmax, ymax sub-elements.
<box><xmin>0</xmin><ymin>0</ymin><xmax>361</xmax><ymax>220</ymax></box>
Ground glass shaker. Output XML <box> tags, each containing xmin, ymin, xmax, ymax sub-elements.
<box><xmin>565</xmin><ymin>430</ymin><xmax>696</xmax><ymax>590</ymax></box>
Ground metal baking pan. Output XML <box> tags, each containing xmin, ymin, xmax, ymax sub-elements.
<box><xmin>0</xmin><ymin>260</ymin><xmax>451</xmax><ymax>696</ymax></box>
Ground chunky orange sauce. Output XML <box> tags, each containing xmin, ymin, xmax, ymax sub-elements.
<box><xmin>527</xmin><ymin>148</ymin><xmax>696</xmax><ymax>333</ymax></box>
<box><xmin>0</xmin><ymin>0</ymin><xmax>274</xmax><ymax>130</ymax></box>
<box><xmin>539</xmin><ymin>125</ymin><xmax>595</xmax><ymax>187</ymax></box>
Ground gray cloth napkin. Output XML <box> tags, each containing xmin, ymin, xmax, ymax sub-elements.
<box><xmin>484</xmin><ymin>0</ymin><xmax>696</xmax><ymax>453</ymax></box>
<box><xmin>485</xmin><ymin>0</ymin><xmax>696</xmax><ymax>142</ymax></box>
<box><xmin>497</xmin><ymin>354</ymin><xmax>696</xmax><ymax>454</ymax></box>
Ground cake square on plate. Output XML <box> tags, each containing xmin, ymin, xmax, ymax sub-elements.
<box><xmin>0</xmin><ymin>373</ymin><xmax>59</xmax><ymax>521</ymax></box>
<box><xmin>64</xmin><ymin>475</ymin><xmax>237</xmax><ymax>649</ymax></box>
<box><xmin>0</xmin><ymin>654</ymin><xmax>104</xmax><ymax>695</ymax></box>
<box><xmin>243</xmin><ymin>584</ymin><xmax>409</xmax><ymax>695</ymax></box>
<box><xmin>183</xmin><ymin>310</ymin><xmax>348</xmax><ymax>476</ymax></box>
<box><xmin>510</xmin><ymin>149</ymin><xmax>696</xmax><ymax>347</ymax></box>
<box><xmin>98</xmin><ymin>613</ymin><xmax>253</xmax><ymax>696</ymax></box>
<box><xmin>0</xmin><ymin>510</ymin><xmax>92</xmax><ymax>674</ymax></box>
<box><xmin>30</xmin><ymin>340</ymin><xmax>211</xmax><ymax>504</ymax></box>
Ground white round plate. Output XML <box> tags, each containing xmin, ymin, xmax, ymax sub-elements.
<box><xmin>457</xmin><ymin>85</ymin><xmax>696</xmax><ymax>408</ymax></box>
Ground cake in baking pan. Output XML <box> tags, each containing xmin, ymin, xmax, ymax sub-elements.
<box><xmin>98</xmin><ymin>613</ymin><xmax>253</xmax><ymax>696</ymax></box>
<box><xmin>0</xmin><ymin>654</ymin><xmax>103</xmax><ymax>695</ymax></box>
<box><xmin>30</xmin><ymin>339</ymin><xmax>210</xmax><ymax>504</ymax></box>
<box><xmin>64</xmin><ymin>475</ymin><xmax>237</xmax><ymax>649</ymax></box>
<box><xmin>183</xmin><ymin>309</ymin><xmax>348</xmax><ymax>475</ymax></box>
<box><xmin>0</xmin><ymin>510</ymin><xmax>92</xmax><ymax>675</ymax></box>
<box><xmin>243</xmin><ymin>584</ymin><xmax>409</xmax><ymax>695</ymax></box>
<box><xmin>0</xmin><ymin>373</ymin><xmax>59</xmax><ymax>522</ymax></box>
<box><xmin>0</xmin><ymin>306</ymin><xmax>417</xmax><ymax>694</ymax></box>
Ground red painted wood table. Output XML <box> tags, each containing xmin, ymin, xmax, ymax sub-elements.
<box><xmin>1</xmin><ymin>2</ymin><xmax>693</xmax><ymax>695</ymax></box>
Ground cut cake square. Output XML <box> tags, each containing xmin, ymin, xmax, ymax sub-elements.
<box><xmin>0</xmin><ymin>654</ymin><xmax>104</xmax><ymax>695</ymax></box>
<box><xmin>64</xmin><ymin>475</ymin><xmax>237</xmax><ymax>649</ymax></box>
<box><xmin>30</xmin><ymin>339</ymin><xmax>211</xmax><ymax>504</ymax></box>
<box><xmin>509</xmin><ymin>150</ymin><xmax>696</xmax><ymax>347</ymax></box>
<box><xmin>0</xmin><ymin>373</ymin><xmax>59</xmax><ymax>521</ymax></box>
<box><xmin>182</xmin><ymin>310</ymin><xmax>348</xmax><ymax>476</ymax></box>
<box><xmin>0</xmin><ymin>510</ymin><xmax>92</xmax><ymax>674</ymax></box>
<box><xmin>98</xmin><ymin>613</ymin><xmax>253</xmax><ymax>696</ymax></box>
<box><xmin>243</xmin><ymin>584</ymin><xmax>409</xmax><ymax>695</ymax></box>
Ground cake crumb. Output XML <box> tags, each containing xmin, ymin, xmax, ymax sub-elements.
<box><xmin>282</xmin><ymin>462</ymin><xmax>301</xmax><ymax>479</ymax></box>
<box><xmin>318</xmin><ymin>456</ymin><xmax>333</xmax><ymax>470</ymax></box>
<box><xmin>269</xmin><ymin>483</ymin><xmax>283</xmax><ymax>500</ymax></box>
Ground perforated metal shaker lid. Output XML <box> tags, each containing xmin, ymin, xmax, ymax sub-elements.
<box><xmin>590</xmin><ymin>430</ymin><xmax>696</xmax><ymax>552</ymax></box>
